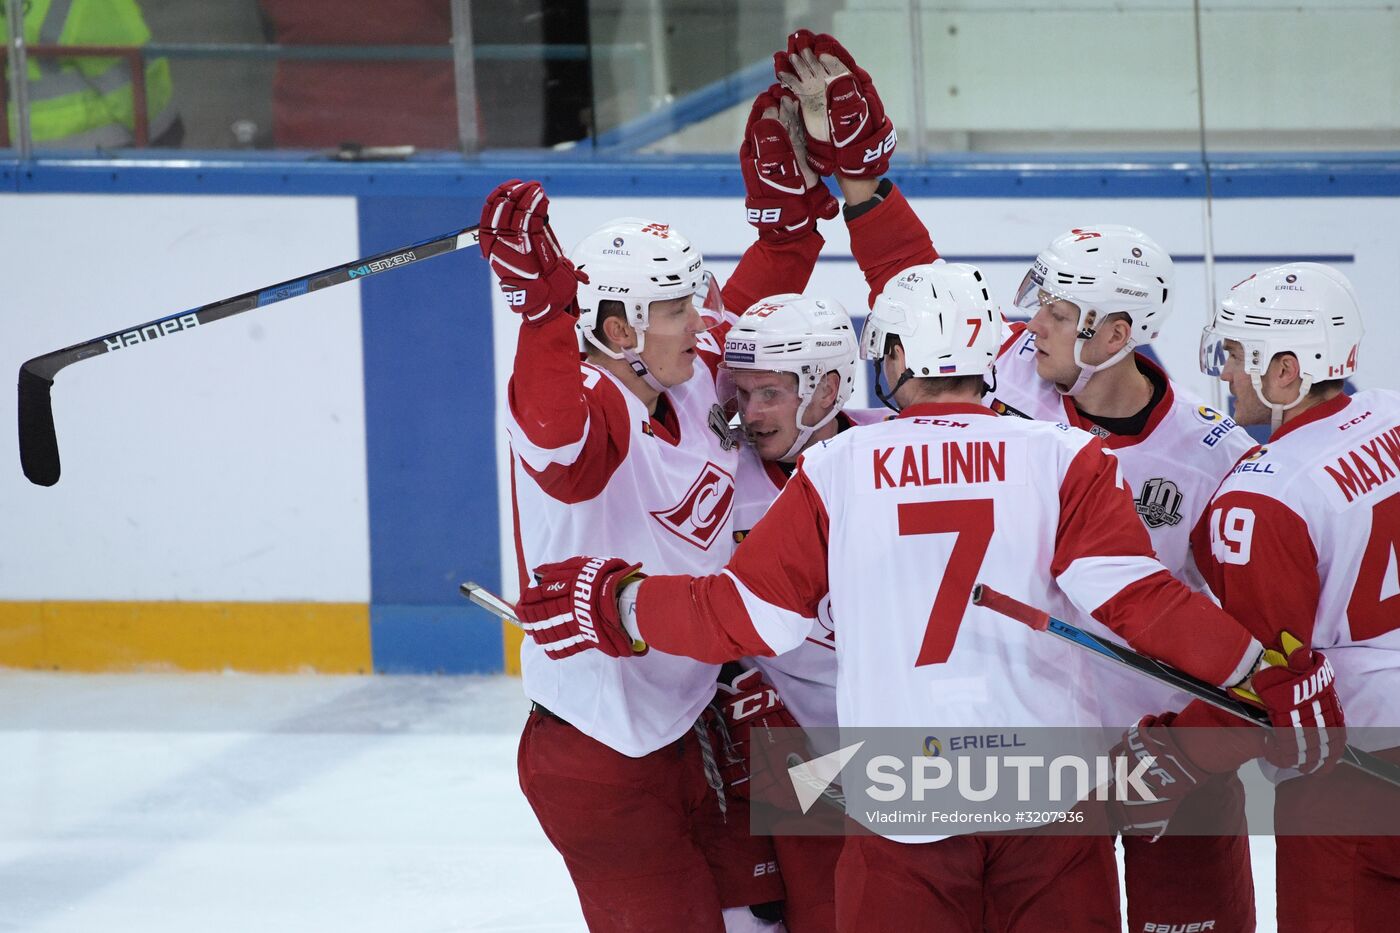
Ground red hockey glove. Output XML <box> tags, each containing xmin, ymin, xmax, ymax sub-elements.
<box><xmin>517</xmin><ymin>556</ymin><xmax>645</xmax><ymax>660</ymax></box>
<box><xmin>775</xmin><ymin>30</ymin><xmax>897</xmax><ymax>179</ymax></box>
<box><xmin>1107</xmin><ymin>702</ymin><xmax>1270</xmax><ymax>839</ymax></box>
<box><xmin>710</xmin><ymin>666</ymin><xmax>803</xmax><ymax>801</ymax></box>
<box><xmin>740</xmin><ymin>84</ymin><xmax>838</xmax><ymax>244</ymax></box>
<box><xmin>1105</xmin><ymin>712</ymin><xmax>1208</xmax><ymax>840</ymax></box>
<box><xmin>479</xmin><ymin>179</ymin><xmax>588</xmax><ymax>325</ymax></box>
<box><xmin>1239</xmin><ymin>633</ymin><xmax>1346</xmax><ymax>775</ymax></box>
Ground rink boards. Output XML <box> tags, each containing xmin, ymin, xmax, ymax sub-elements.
<box><xmin>1</xmin><ymin>158</ymin><xmax>1396</xmax><ymax>674</ymax></box>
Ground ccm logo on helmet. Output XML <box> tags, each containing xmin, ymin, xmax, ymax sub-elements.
<box><xmin>651</xmin><ymin>462</ymin><xmax>736</xmax><ymax>550</ymax></box>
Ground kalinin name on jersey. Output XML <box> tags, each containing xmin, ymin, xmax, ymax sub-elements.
<box><xmin>873</xmin><ymin>441</ymin><xmax>1007</xmax><ymax>489</ymax></box>
<box><xmin>1323</xmin><ymin>425</ymin><xmax>1400</xmax><ymax>503</ymax></box>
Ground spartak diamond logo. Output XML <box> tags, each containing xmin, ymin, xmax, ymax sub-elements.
<box><xmin>651</xmin><ymin>461</ymin><xmax>736</xmax><ymax>550</ymax></box>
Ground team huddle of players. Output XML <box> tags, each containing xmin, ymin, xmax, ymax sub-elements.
<box><xmin>479</xmin><ymin>30</ymin><xmax>1398</xmax><ymax>933</ymax></box>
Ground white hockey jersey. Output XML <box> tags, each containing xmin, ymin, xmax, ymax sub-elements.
<box><xmin>636</xmin><ymin>402</ymin><xmax>1256</xmax><ymax>730</ymax></box>
<box><xmin>987</xmin><ymin>324</ymin><xmax>1255</xmax><ymax>723</ymax></box>
<box><xmin>509</xmin><ymin>316</ymin><xmax>738</xmax><ymax>757</ymax></box>
<box><xmin>732</xmin><ymin>408</ymin><xmax>888</xmax><ymax>730</ymax></box>
<box><xmin>1192</xmin><ymin>390</ymin><xmax>1400</xmax><ymax>735</ymax></box>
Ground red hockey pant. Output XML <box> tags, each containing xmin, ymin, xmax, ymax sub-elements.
<box><xmin>518</xmin><ymin>708</ymin><xmax>783</xmax><ymax>932</ymax></box>
<box><xmin>1122</xmin><ymin>771</ymin><xmax>1255</xmax><ymax>932</ymax></box>
<box><xmin>1274</xmin><ymin>747</ymin><xmax>1400</xmax><ymax>933</ymax></box>
<box><xmin>834</xmin><ymin>832</ymin><xmax>1120</xmax><ymax>932</ymax></box>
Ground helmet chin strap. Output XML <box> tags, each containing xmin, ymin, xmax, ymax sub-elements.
<box><xmin>582</xmin><ymin>325</ymin><xmax>670</xmax><ymax>396</ymax></box>
<box><xmin>1251</xmin><ymin>373</ymin><xmax>1313</xmax><ymax>435</ymax></box>
<box><xmin>623</xmin><ymin>347</ymin><xmax>669</xmax><ymax>395</ymax></box>
<box><xmin>779</xmin><ymin>392</ymin><xmax>841</xmax><ymax>461</ymax></box>
<box><xmin>1059</xmin><ymin>338</ymin><xmax>1135</xmax><ymax>397</ymax></box>
<box><xmin>873</xmin><ymin>359</ymin><xmax>915</xmax><ymax>413</ymax></box>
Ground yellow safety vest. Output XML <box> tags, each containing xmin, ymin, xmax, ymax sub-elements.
<box><xmin>3</xmin><ymin>0</ymin><xmax>176</xmax><ymax>146</ymax></box>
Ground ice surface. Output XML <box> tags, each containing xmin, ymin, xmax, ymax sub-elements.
<box><xmin>0</xmin><ymin>672</ymin><xmax>1278</xmax><ymax>932</ymax></box>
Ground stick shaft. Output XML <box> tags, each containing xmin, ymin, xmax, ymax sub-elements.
<box><xmin>18</xmin><ymin>225</ymin><xmax>480</xmax><ymax>486</ymax></box>
<box><xmin>972</xmin><ymin>584</ymin><xmax>1400</xmax><ymax>789</ymax></box>
<box><xmin>459</xmin><ymin>582</ymin><xmax>522</xmax><ymax>629</ymax></box>
<box><xmin>24</xmin><ymin>226</ymin><xmax>481</xmax><ymax>383</ymax></box>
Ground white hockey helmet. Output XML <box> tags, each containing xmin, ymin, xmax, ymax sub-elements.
<box><xmin>862</xmin><ymin>262</ymin><xmax>1000</xmax><ymax>410</ymax></box>
<box><xmin>571</xmin><ymin>217</ymin><xmax>707</xmax><ymax>360</ymax></box>
<box><xmin>722</xmin><ymin>294</ymin><xmax>859</xmax><ymax>459</ymax></box>
<box><xmin>1200</xmin><ymin>262</ymin><xmax>1363</xmax><ymax>428</ymax></box>
<box><xmin>1014</xmin><ymin>225</ymin><xmax>1174</xmax><ymax>395</ymax></box>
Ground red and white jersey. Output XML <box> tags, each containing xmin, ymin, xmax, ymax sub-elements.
<box><xmin>988</xmin><ymin>324</ymin><xmax>1256</xmax><ymax>723</ymax></box>
<box><xmin>636</xmin><ymin>403</ymin><xmax>1256</xmax><ymax>734</ymax></box>
<box><xmin>508</xmin><ymin>315</ymin><xmax>739</xmax><ymax>757</ymax></box>
<box><xmin>732</xmin><ymin>408</ymin><xmax>889</xmax><ymax>730</ymax></box>
<box><xmin>1192</xmin><ymin>390</ymin><xmax>1400</xmax><ymax>732</ymax></box>
<box><xmin>506</xmin><ymin>226</ymin><xmax>830</xmax><ymax>757</ymax></box>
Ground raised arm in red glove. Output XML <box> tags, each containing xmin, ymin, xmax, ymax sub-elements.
<box><xmin>740</xmin><ymin>83</ymin><xmax>838</xmax><ymax>244</ymax></box>
<box><xmin>479</xmin><ymin>179</ymin><xmax>588</xmax><ymax>325</ymax></box>
<box><xmin>774</xmin><ymin>30</ymin><xmax>897</xmax><ymax>179</ymax></box>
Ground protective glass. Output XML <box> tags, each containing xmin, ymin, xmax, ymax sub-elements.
<box><xmin>693</xmin><ymin>270</ymin><xmax>725</xmax><ymax>326</ymax></box>
<box><xmin>1198</xmin><ymin>326</ymin><xmax>1232</xmax><ymax>377</ymax></box>
<box><xmin>1013</xmin><ymin>266</ymin><xmax>1049</xmax><ymax>312</ymax></box>
<box><xmin>859</xmin><ymin>315</ymin><xmax>888</xmax><ymax>361</ymax></box>
<box><xmin>1014</xmin><ymin>266</ymin><xmax>1081</xmax><ymax>315</ymax></box>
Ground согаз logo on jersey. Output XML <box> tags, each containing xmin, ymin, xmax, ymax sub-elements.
<box><xmin>1136</xmin><ymin>477</ymin><xmax>1183</xmax><ymax>528</ymax></box>
<box><xmin>651</xmin><ymin>461</ymin><xmax>735</xmax><ymax>550</ymax></box>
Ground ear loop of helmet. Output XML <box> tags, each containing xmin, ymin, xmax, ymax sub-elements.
<box><xmin>778</xmin><ymin>369</ymin><xmax>844</xmax><ymax>461</ymax></box>
<box><xmin>1060</xmin><ymin>309</ymin><xmax>1134</xmax><ymax>397</ymax></box>
<box><xmin>1250</xmin><ymin>371</ymin><xmax>1313</xmax><ymax>434</ymax></box>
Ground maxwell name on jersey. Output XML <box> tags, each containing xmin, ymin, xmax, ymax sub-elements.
<box><xmin>1320</xmin><ymin>423</ymin><xmax>1400</xmax><ymax>504</ymax></box>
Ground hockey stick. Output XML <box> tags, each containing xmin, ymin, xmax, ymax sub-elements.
<box><xmin>460</xmin><ymin>580</ymin><xmax>522</xmax><ymax>629</ymax></box>
<box><xmin>972</xmin><ymin>583</ymin><xmax>1400</xmax><ymax>789</ymax></box>
<box><xmin>17</xmin><ymin>224</ymin><xmax>482</xmax><ymax>486</ymax></box>
<box><xmin>460</xmin><ymin>579</ymin><xmax>846</xmax><ymax>814</ymax></box>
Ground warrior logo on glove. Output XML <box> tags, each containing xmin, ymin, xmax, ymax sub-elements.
<box><xmin>517</xmin><ymin>556</ymin><xmax>646</xmax><ymax>660</ymax></box>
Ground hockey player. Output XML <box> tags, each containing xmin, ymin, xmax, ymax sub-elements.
<box><xmin>513</xmin><ymin>261</ymin><xmax>1264</xmax><ymax>932</ymax></box>
<box><xmin>778</xmin><ymin>29</ymin><xmax>1260</xmax><ymax>926</ymax></box>
<box><xmin>713</xmin><ymin>292</ymin><xmax>884</xmax><ymax>933</ymax></box>
<box><xmin>1188</xmin><ymin>263</ymin><xmax>1396</xmax><ymax>932</ymax></box>
<box><xmin>480</xmin><ymin>175</ymin><xmax>832</xmax><ymax>931</ymax></box>
<box><xmin>992</xmin><ymin>226</ymin><xmax>1260</xmax><ymax>932</ymax></box>
<box><xmin>703</xmin><ymin>63</ymin><xmax>897</xmax><ymax>932</ymax></box>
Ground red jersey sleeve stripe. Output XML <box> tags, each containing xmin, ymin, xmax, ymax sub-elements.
<box><xmin>1192</xmin><ymin>489</ymin><xmax>1321</xmax><ymax>649</ymax></box>
<box><xmin>847</xmin><ymin>184</ymin><xmax>939</xmax><ymax>307</ymax></box>
<box><xmin>1091</xmin><ymin>569</ymin><xmax>1259</xmax><ymax>687</ymax></box>
<box><xmin>511</xmin><ymin>365</ymin><xmax>632</xmax><ymax>504</ymax></box>
<box><xmin>634</xmin><ymin>572</ymin><xmax>776</xmax><ymax>662</ymax></box>
<box><xmin>1051</xmin><ymin>440</ymin><xmax>1152</xmax><ymax>578</ymax></box>
<box><xmin>631</xmin><ymin>464</ymin><xmax>833</xmax><ymax>662</ymax></box>
<box><xmin>726</xmin><ymin>464</ymin><xmax>831</xmax><ymax>618</ymax></box>
<box><xmin>506</xmin><ymin>313</ymin><xmax>590</xmax><ymax>451</ymax></box>
<box><xmin>1053</xmin><ymin>436</ymin><xmax>1256</xmax><ymax>685</ymax></box>
<box><xmin>999</xmin><ymin>320</ymin><xmax>1027</xmax><ymax>358</ymax></box>
<box><xmin>719</xmin><ymin>230</ymin><xmax>826</xmax><ymax>317</ymax></box>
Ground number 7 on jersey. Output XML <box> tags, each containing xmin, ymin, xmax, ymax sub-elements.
<box><xmin>899</xmin><ymin>499</ymin><xmax>994</xmax><ymax>666</ymax></box>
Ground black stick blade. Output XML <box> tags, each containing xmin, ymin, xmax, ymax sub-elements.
<box><xmin>18</xmin><ymin>366</ymin><xmax>60</xmax><ymax>486</ymax></box>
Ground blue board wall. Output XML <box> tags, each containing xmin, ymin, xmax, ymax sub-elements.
<box><xmin>357</xmin><ymin>196</ymin><xmax>502</xmax><ymax>673</ymax></box>
<box><xmin>6</xmin><ymin>153</ymin><xmax>1398</xmax><ymax>672</ymax></box>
